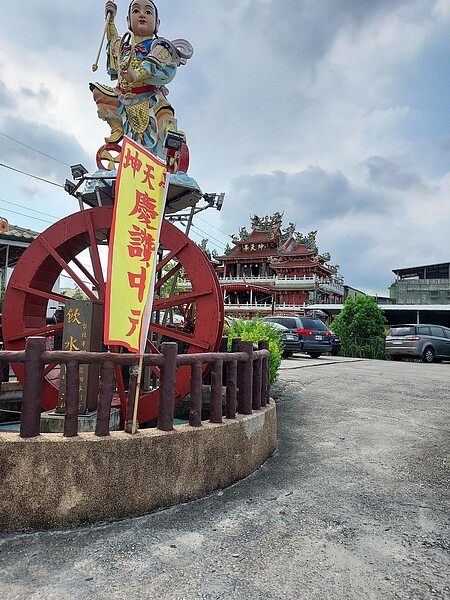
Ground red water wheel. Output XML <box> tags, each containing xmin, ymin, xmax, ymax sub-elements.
<box><xmin>2</xmin><ymin>206</ymin><xmax>224</xmax><ymax>423</ymax></box>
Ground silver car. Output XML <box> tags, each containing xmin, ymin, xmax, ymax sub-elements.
<box><xmin>385</xmin><ymin>324</ymin><xmax>450</xmax><ymax>363</ymax></box>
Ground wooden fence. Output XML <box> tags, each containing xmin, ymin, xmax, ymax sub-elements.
<box><xmin>0</xmin><ymin>337</ymin><xmax>270</xmax><ymax>439</ymax></box>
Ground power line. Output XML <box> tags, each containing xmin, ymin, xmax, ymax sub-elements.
<box><xmin>0</xmin><ymin>131</ymin><xmax>71</xmax><ymax>167</ymax></box>
<box><xmin>190</xmin><ymin>224</ymin><xmax>227</xmax><ymax>251</ymax></box>
<box><xmin>0</xmin><ymin>163</ymin><xmax>63</xmax><ymax>188</ymax></box>
<box><xmin>196</xmin><ymin>214</ymin><xmax>231</xmax><ymax>242</ymax></box>
<box><xmin>0</xmin><ymin>197</ymin><xmax>62</xmax><ymax>220</ymax></box>
<box><xmin>0</xmin><ymin>204</ymin><xmax>54</xmax><ymax>226</ymax></box>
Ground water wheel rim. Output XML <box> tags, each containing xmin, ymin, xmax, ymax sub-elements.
<box><xmin>2</xmin><ymin>206</ymin><xmax>224</xmax><ymax>423</ymax></box>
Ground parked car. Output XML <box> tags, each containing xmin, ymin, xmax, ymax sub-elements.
<box><xmin>264</xmin><ymin>316</ymin><xmax>332</xmax><ymax>358</ymax></box>
<box><xmin>385</xmin><ymin>323</ymin><xmax>450</xmax><ymax>363</ymax></box>
<box><xmin>329</xmin><ymin>331</ymin><xmax>341</xmax><ymax>356</ymax></box>
<box><xmin>264</xmin><ymin>321</ymin><xmax>301</xmax><ymax>358</ymax></box>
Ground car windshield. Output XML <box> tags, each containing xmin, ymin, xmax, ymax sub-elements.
<box><xmin>388</xmin><ymin>326</ymin><xmax>415</xmax><ymax>336</ymax></box>
<box><xmin>301</xmin><ymin>318</ymin><xmax>328</xmax><ymax>331</ymax></box>
<box><xmin>266</xmin><ymin>322</ymin><xmax>289</xmax><ymax>331</ymax></box>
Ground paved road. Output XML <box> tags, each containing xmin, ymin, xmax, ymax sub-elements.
<box><xmin>1</xmin><ymin>357</ymin><xmax>449</xmax><ymax>599</ymax></box>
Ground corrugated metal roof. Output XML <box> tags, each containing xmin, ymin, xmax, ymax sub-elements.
<box><xmin>307</xmin><ymin>304</ymin><xmax>450</xmax><ymax>312</ymax></box>
<box><xmin>392</xmin><ymin>261</ymin><xmax>450</xmax><ymax>275</ymax></box>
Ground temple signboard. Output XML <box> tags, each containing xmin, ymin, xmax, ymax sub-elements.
<box><xmin>57</xmin><ymin>299</ymin><xmax>103</xmax><ymax>414</ymax></box>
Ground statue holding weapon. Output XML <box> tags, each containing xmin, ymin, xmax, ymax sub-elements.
<box><xmin>91</xmin><ymin>0</ymin><xmax>193</xmax><ymax>164</ymax></box>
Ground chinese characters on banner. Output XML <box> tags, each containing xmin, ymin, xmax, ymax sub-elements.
<box><xmin>104</xmin><ymin>136</ymin><xmax>168</xmax><ymax>354</ymax></box>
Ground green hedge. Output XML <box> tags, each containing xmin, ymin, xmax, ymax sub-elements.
<box><xmin>224</xmin><ymin>318</ymin><xmax>283</xmax><ymax>383</ymax></box>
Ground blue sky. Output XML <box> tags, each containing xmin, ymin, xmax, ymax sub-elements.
<box><xmin>1</xmin><ymin>0</ymin><xmax>450</xmax><ymax>295</ymax></box>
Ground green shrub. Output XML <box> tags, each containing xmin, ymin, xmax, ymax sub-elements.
<box><xmin>331</xmin><ymin>295</ymin><xmax>388</xmax><ymax>360</ymax></box>
<box><xmin>340</xmin><ymin>337</ymin><xmax>388</xmax><ymax>360</ymax></box>
<box><xmin>224</xmin><ymin>318</ymin><xmax>283</xmax><ymax>383</ymax></box>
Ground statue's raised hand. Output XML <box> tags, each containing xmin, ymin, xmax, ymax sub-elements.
<box><xmin>105</xmin><ymin>1</ymin><xmax>117</xmax><ymax>19</ymax></box>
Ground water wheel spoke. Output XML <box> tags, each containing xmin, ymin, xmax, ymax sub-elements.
<box><xmin>9</xmin><ymin>283</ymin><xmax>68</xmax><ymax>305</ymax></box>
<box><xmin>114</xmin><ymin>364</ymin><xmax>127</xmax><ymax>410</ymax></box>
<box><xmin>6</xmin><ymin>322</ymin><xmax>64</xmax><ymax>343</ymax></box>
<box><xmin>83</xmin><ymin>211</ymin><xmax>106</xmax><ymax>300</ymax></box>
<box><xmin>156</xmin><ymin>242</ymin><xmax>189</xmax><ymax>272</ymax></box>
<box><xmin>38</xmin><ymin>236</ymin><xmax>97</xmax><ymax>300</ymax></box>
<box><xmin>153</xmin><ymin>289</ymin><xmax>213</xmax><ymax>312</ymax></box>
<box><xmin>70</xmin><ymin>256</ymin><xmax>100</xmax><ymax>297</ymax></box>
<box><xmin>140</xmin><ymin>340</ymin><xmax>162</xmax><ymax>377</ymax></box>
<box><xmin>144</xmin><ymin>339</ymin><xmax>159</xmax><ymax>354</ymax></box>
<box><xmin>154</xmin><ymin>262</ymin><xmax>183</xmax><ymax>292</ymax></box>
<box><xmin>141</xmin><ymin>341</ymin><xmax>183</xmax><ymax>398</ymax></box>
<box><xmin>43</xmin><ymin>363</ymin><xmax>58</xmax><ymax>376</ymax></box>
<box><xmin>150</xmin><ymin>323</ymin><xmax>210</xmax><ymax>350</ymax></box>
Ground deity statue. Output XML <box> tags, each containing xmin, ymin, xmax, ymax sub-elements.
<box><xmin>239</xmin><ymin>226</ymin><xmax>249</xmax><ymax>240</ymax></box>
<box><xmin>250</xmin><ymin>215</ymin><xmax>264</xmax><ymax>229</ymax></box>
<box><xmin>90</xmin><ymin>0</ymin><xmax>193</xmax><ymax>162</ymax></box>
<box><xmin>271</xmin><ymin>212</ymin><xmax>283</xmax><ymax>227</ymax></box>
<box><xmin>283</xmin><ymin>222</ymin><xmax>296</xmax><ymax>237</ymax></box>
<box><xmin>306</xmin><ymin>230</ymin><xmax>318</xmax><ymax>250</ymax></box>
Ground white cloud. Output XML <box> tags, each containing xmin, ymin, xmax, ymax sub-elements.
<box><xmin>0</xmin><ymin>0</ymin><xmax>449</xmax><ymax>296</ymax></box>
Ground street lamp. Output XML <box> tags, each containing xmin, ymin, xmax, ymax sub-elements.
<box><xmin>70</xmin><ymin>164</ymin><xmax>88</xmax><ymax>180</ymax></box>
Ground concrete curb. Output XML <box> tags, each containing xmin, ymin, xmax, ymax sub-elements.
<box><xmin>0</xmin><ymin>401</ymin><xmax>276</xmax><ymax>532</ymax></box>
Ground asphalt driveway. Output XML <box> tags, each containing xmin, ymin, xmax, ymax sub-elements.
<box><xmin>1</xmin><ymin>356</ymin><xmax>449</xmax><ymax>599</ymax></box>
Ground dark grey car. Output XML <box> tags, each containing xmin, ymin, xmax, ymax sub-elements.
<box><xmin>264</xmin><ymin>316</ymin><xmax>332</xmax><ymax>358</ymax></box>
<box><xmin>265</xmin><ymin>321</ymin><xmax>301</xmax><ymax>358</ymax></box>
<box><xmin>385</xmin><ymin>323</ymin><xmax>450</xmax><ymax>363</ymax></box>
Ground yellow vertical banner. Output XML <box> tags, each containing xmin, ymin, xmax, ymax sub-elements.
<box><xmin>104</xmin><ymin>136</ymin><xmax>168</xmax><ymax>354</ymax></box>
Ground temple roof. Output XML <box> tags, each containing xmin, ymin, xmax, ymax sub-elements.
<box><xmin>219</xmin><ymin>246</ymin><xmax>277</xmax><ymax>260</ymax></box>
<box><xmin>218</xmin><ymin>213</ymin><xmax>339</xmax><ymax>277</ymax></box>
<box><xmin>231</xmin><ymin>229</ymin><xmax>280</xmax><ymax>246</ymax></box>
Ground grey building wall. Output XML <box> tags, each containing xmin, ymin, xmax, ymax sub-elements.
<box><xmin>393</xmin><ymin>279</ymin><xmax>450</xmax><ymax>305</ymax></box>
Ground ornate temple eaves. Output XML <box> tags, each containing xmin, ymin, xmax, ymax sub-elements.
<box><xmin>227</xmin><ymin>213</ymin><xmax>324</xmax><ymax>255</ymax></box>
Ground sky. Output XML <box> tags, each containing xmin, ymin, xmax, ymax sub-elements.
<box><xmin>1</xmin><ymin>0</ymin><xmax>450</xmax><ymax>296</ymax></box>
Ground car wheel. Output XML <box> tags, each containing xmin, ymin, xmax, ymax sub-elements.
<box><xmin>421</xmin><ymin>347</ymin><xmax>435</xmax><ymax>363</ymax></box>
<box><xmin>308</xmin><ymin>353</ymin><xmax>321</xmax><ymax>359</ymax></box>
<box><xmin>282</xmin><ymin>351</ymin><xmax>293</xmax><ymax>358</ymax></box>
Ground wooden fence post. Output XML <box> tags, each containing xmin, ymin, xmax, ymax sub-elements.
<box><xmin>64</xmin><ymin>360</ymin><xmax>80</xmax><ymax>437</ymax></box>
<box><xmin>259</xmin><ymin>340</ymin><xmax>270</xmax><ymax>407</ymax></box>
<box><xmin>238</xmin><ymin>340</ymin><xmax>253</xmax><ymax>415</ymax></box>
<box><xmin>95</xmin><ymin>361</ymin><xmax>115</xmax><ymax>436</ymax></box>
<box><xmin>210</xmin><ymin>358</ymin><xmax>223</xmax><ymax>424</ymax></box>
<box><xmin>158</xmin><ymin>342</ymin><xmax>178</xmax><ymax>432</ymax></box>
<box><xmin>20</xmin><ymin>337</ymin><xmax>46</xmax><ymax>438</ymax></box>
<box><xmin>252</xmin><ymin>349</ymin><xmax>262</xmax><ymax>411</ymax></box>
<box><xmin>189</xmin><ymin>361</ymin><xmax>203</xmax><ymax>427</ymax></box>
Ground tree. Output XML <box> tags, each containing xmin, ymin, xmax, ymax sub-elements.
<box><xmin>72</xmin><ymin>286</ymin><xmax>88</xmax><ymax>300</ymax></box>
<box><xmin>331</xmin><ymin>295</ymin><xmax>388</xmax><ymax>359</ymax></box>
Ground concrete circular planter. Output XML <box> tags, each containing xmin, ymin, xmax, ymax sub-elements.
<box><xmin>0</xmin><ymin>402</ymin><xmax>276</xmax><ymax>532</ymax></box>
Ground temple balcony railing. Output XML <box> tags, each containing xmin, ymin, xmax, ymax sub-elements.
<box><xmin>177</xmin><ymin>276</ymin><xmax>344</xmax><ymax>297</ymax></box>
<box><xmin>219</xmin><ymin>275</ymin><xmax>317</xmax><ymax>288</ymax></box>
<box><xmin>223</xmin><ymin>303</ymin><xmax>307</xmax><ymax>314</ymax></box>
<box><xmin>218</xmin><ymin>275</ymin><xmax>277</xmax><ymax>286</ymax></box>
<box><xmin>218</xmin><ymin>274</ymin><xmax>344</xmax><ymax>293</ymax></box>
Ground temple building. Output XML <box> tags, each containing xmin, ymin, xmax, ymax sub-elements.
<box><xmin>213</xmin><ymin>213</ymin><xmax>344</xmax><ymax>318</ymax></box>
